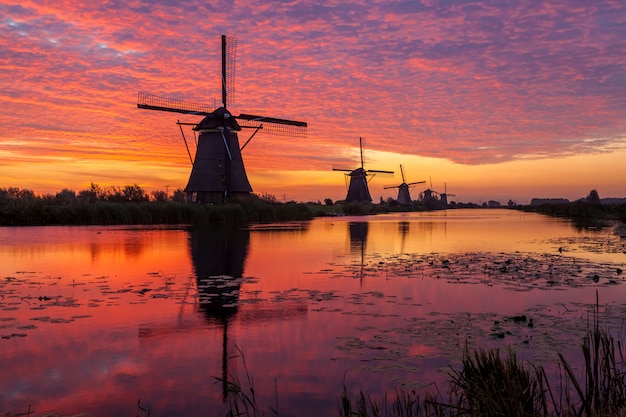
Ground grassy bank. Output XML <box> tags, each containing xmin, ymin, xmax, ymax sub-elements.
<box><xmin>0</xmin><ymin>197</ymin><xmax>314</xmax><ymax>226</ymax></box>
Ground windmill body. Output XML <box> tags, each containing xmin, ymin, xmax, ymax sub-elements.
<box><xmin>396</xmin><ymin>184</ymin><xmax>412</xmax><ymax>205</ymax></box>
<box><xmin>334</xmin><ymin>138</ymin><xmax>393</xmax><ymax>203</ymax></box>
<box><xmin>185</xmin><ymin>108</ymin><xmax>252</xmax><ymax>203</ymax></box>
<box><xmin>345</xmin><ymin>168</ymin><xmax>372</xmax><ymax>203</ymax></box>
<box><xmin>137</xmin><ymin>35</ymin><xmax>306</xmax><ymax>204</ymax></box>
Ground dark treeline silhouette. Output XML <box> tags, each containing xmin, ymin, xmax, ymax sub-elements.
<box><xmin>515</xmin><ymin>189</ymin><xmax>626</xmax><ymax>223</ymax></box>
<box><xmin>0</xmin><ymin>183</ymin><xmax>313</xmax><ymax>226</ymax></box>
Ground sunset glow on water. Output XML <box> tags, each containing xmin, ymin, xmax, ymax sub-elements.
<box><xmin>1</xmin><ymin>209</ymin><xmax>626</xmax><ymax>416</ymax></box>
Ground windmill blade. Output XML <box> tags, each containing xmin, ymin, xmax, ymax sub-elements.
<box><xmin>400</xmin><ymin>164</ymin><xmax>406</xmax><ymax>183</ymax></box>
<box><xmin>332</xmin><ymin>168</ymin><xmax>353</xmax><ymax>172</ymax></box>
<box><xmin>237</xmin><ymin>114</ymin><xmax>307</xmax><ymax>137</ymax></box>
<box><xmin>383</xmin><ymin>185</ymin><xmax>400</xmax><ymax>189</ymax></box>
<box><xmin>366</xmin><ymin>169</ymin><xmax>394</xmax><ymax>174</ymax></box>
<box><xmin>222</xmin><ymin>35</ymin><xmax>237</xmax><ymax>108</ymax></box>
<box><xmin>407</xmin><ymin>181</ymin><xmax>426</xmax><ymax>186</ymax></box>
<box><xmin>138</xmin><ymin>92</ymin><xmax>213</xmax><ymax>116</ymax></box>
<box><xmin>236</xmin><ymin>114</ymin><xmax>307</xmax><ymax>127</ymax></box>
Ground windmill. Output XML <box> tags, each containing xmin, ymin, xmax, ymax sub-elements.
<box><xmin>333</xmin><ymin>137</ymin><xmax>393</xmax><ymax>203</ymax></box>
<box><xmin>440</xmin><ymin>182</ymin><xmax>456</xmax><ymax>205</ymax></box>
<box><xmin>137</xmin><ymin>35</ymin><xmax>307</xmax><ymax>204</ymax></box>
<box><xmin>422</xmin><ymin>176</ymin><xmax>439</xmax><ymax>202</ymax></box>
<box><xmin>384</xmin><ymin>164</ymin><xmax>425</xmax><ymax>205</ymax></box>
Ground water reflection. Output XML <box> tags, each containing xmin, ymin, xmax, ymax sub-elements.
<box><xmin>1</xmin><ymin>210</ymin><xmax>624</xmax><ymax>417</ymax></box>
<box><xmin>187</xmin><ymin>224</ymin><xmax>250</xmax><ymax>397</ymax></box>
<box><xmin>187</xmin><ymin>224</ymin><xmax>309</xmax><ymax>399</ymax></box>
<box><xmin>349</xmin><ymin>222</ymin><xmax>368</xmax><ymax>283</ymax></box>
<box><xmin>189</xmin><ymin>224</ymin><xmax>249</xmax><ymax>319</ymax></box>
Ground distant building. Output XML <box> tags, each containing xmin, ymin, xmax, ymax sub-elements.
<box><xmin>487</xmin><ymin>200</ymin><xmax>501</xmax><ymax>208</ymax></box>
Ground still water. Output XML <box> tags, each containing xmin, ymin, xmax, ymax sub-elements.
<box><xmin>1</xmin><ymin>209</ymin><xmax>625</xmax><ymax>416</ymax></box>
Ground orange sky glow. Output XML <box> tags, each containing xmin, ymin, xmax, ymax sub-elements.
<box><xmin>1</xmin><ymin>0</ymin><xmax>625</xmax><ymax>204</ymax></box>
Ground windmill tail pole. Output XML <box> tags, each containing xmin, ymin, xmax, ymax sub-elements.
<box><xmin>219</xmin><ymin>129</ymin><xmax>233</xmax><ymax>160</ymax></box>
<box><xmin>177</xmin><ymin>120</ymin><xmax>194</xmax><ymax>165</ymax></box>
<box><xmin>240</xmin><ymin>125</ymin><xmax>263</xmax><ymax>152</ymax></box>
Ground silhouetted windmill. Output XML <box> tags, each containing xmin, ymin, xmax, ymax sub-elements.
<box><xmin>422</xmin><ymin>176</ymin><xmax>439</xmax><ymax>201</ymax></box>
<box><xmin>138</xmin><ymin>35</ymin><xmax>307</xmax><ymax>203</ymax></box>
<box><xmin>440</xmin><ymin>182</ymin><xmax>456</xmax><ymax>205</ymax></box>
<box><xmin>384</xmin><ymin>164</ymin><xmax>425</xmax><ymax>205</ymax></box>
<box><xmin>333</xmin><ymin>137</ymin><xmax>393</xmax><ymax>203</ymax></box>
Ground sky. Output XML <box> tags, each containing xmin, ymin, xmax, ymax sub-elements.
<box><xmin>1</xmin><ymin>0</ymin><xmax>625</xmax><ymax>204</ymax></box>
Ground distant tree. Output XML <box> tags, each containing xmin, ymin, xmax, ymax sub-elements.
<box><xmin>78</xmin><ymin>183</ymin><xmax>107</xmax><ymax>202</ymax></box>
<box><xmin>5</xmin><ymin>187</ymin><xmax>36</xmax><ymax>200</ymax></box>
<box><xmin>324</xmin><ymin>198</ymin><xmax>334</xmax><ymax>206</ymax></box>
<box><xmin>55</xmin><ymin>189</ymin><xmax>77</xmax><ymax>204</ymax></box>
<box><xmin>151</xmin><ymin>190</ymin><xmax>169</xmax><ymax>203</ymax></box>
<box><xmin>121</xmin><ymin>184</ymin><xmax>149</xmax><ymax>202</ymax></box>
<box><xmin>171</xmin><ymin>188</ymin><xmax>186</xmax><ymax>202</ymax></box>
<box><xmin>587</xmin><ymin>189</ymin><xmax>600</xmax><ymax>204</ymax></box>
<box><xmin>507</xmin><ymin>199</ymin><xmax>516</xmax><ymax>207</ymax></box>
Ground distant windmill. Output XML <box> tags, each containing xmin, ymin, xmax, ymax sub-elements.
<box><xmin>422</xmin><ymin>176</ymin><xmax>439</xmax><ymax>202</ymax></box>
<box><xmin>384</xmin><ymin>165</ymin><xmax>425</xmax><ymax>205</ymax></box>
<box><xmin>138</xmin><ymin>35</ymin><xmax>307</xmax><ymax>204</ymax></box>
<box><xmin>440</xmin><ymin>182</ymin><xmax>456</xmax><ymax>205</ymax></box>
<box><xmin>333</xmin><ymin>137</ymin><xmax>393</xmax><ymax>203</ymax></box>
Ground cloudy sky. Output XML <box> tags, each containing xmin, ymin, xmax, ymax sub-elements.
<box><xmin>1</xmin><ymin>0</ymin><xmax>625</xmax><ymax>203</ymax></box>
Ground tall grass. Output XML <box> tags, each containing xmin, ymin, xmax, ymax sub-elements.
<box><xmin>0</xmin><ymin>199</ymin><xmax>313</xmax><ymax>226</ymax></box>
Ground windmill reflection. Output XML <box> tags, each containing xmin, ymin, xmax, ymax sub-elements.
<box><xmin>190</xmin><ymin>224</ymin><xmax>249</xmax><ymax>319</ymax></box>
<box><xmin>189</xmin><ymin>224</ymin><xmax>249</xmax><ymax>398</ymax></box>
<box><xmin>398</xmin><ymin>221</ymin><xmax>409</xmax><ymax>254</ymax></box>
<box><xmin>349</xmin><ymin>222</ymin><xmax>368</xmax><ymax>284</ymax></box>
<box><xmin>188</xmin><ymin>223</ymin><xmax>308</xmax><ymax>399</ymax></box>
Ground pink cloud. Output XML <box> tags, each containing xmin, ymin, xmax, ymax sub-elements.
<box><xmin>0</xmin><ymin>0</ymin><xmax>624</xmax><ymax>193</ymax></box>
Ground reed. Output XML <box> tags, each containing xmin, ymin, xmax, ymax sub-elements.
<box><xmin>0</xmin><ymin>194</ymin><xmax>313</xmax><ymax>226</ymax></box>
<box><xmin>337</xmin><ymin>295</ymin><xmax>626</xmax><ymax>417</ymax></box>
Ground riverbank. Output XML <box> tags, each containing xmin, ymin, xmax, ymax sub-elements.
<box><xmin>513</xmin><ymin>201</ymin><xmax>626</xmax><ymax>223</ymax></box>
<box><xmin>0</xmin><ymin>199</ymin><xmax>314</xmax><ymax>226</ymax></box>
<box><xmin>3</xmin><ymin>185</ymin><xmax>626</xmax><ymax>226</ymax></box>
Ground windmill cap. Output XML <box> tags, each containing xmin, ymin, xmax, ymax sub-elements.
<box><xmin>194</xmin><ymin>107</ymin><xmax>241</xmax><ymax>131</ymax></box>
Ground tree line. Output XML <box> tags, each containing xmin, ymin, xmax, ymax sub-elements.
<box><xmin>0</xmin><ymin>184</ymin><xmax>313</xmax><ymax>226</ymax></box>
<box><xmin>0</xmin><ymin>183</ymin><xmax>185</xmax><ymax>205</ymax></box>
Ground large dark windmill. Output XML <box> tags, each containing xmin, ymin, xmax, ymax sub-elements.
<box><xmin>384</xmin><ymin>164</ymin><xmax>425</xmax><ymax>205</ymax></box>
<box><xmin>333</xmin><ymin>137</ymin><xmax>393</xmax><ymax>203</ymax></box>
<box><xmin>138</xmin><ymin>35</ymin><xmax>307</xmax><ymax>204</ymax></box>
